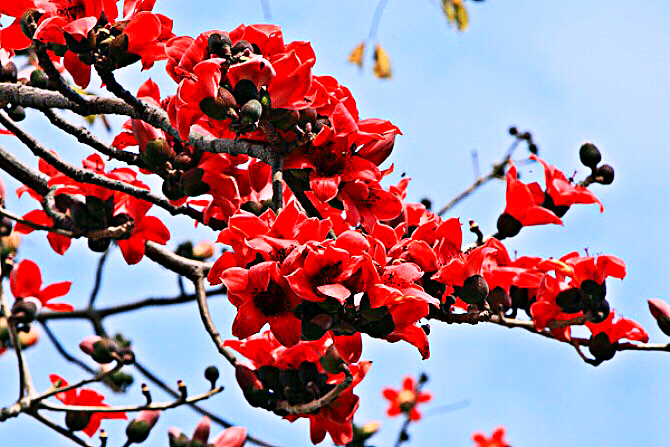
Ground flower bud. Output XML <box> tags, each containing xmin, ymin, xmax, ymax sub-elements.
<box><xmin>168</xmin><ymin>428</ymin><xmax>189</xmax><ymax>447</ymax></box>
<box><xmin>579</xmin><ymin>142</ymin><xmax>602</xmax><ymax>169</ymax></box>
<box><xmin>207</xmin><ymin>33</ymin><xmax>232</xmax><ymax>59</ymax></box>
<box><xmin>141</xmin><ymin>138</ymin><xmax>176</xmax><ymax>168</ymax></box>
<box><xmin>240</xmin><ymin>99</ymin><xmax>263</xmax><ymax>122</ymax></box>
<box><xmin>17</xmin><ymin>325</ymin><xmax>39</xmax><ymax>349</ymax></box>
<box><xmin>648</xmin><ymin>299</ymin><xmax>670</xmax><ymax>336</ymax></box>
<box><xmin>192</xmin><ymin>416</ymin><xmax>211</xmax><ymax>445</ymax></box>
<box><xmin>320</xmin><ymin>344</ymin><xmax>347</xmax><ymax>374</ymax></box>
<box><xmin>496</xmin><ymin>213</ymin><xmax>522</xmax><ymax>239</ymax></box>
<box><xmin>7</xmin><ymin>105</ymin><xmax>26</xmax><ymax>122</ymax></box>
<box><xmin>232</xmin><ymin>79</ymin><xmax>258</xmax><ymax>105</ymax></box>
<box><xmin>80</xmin><ymin>336</ymin><xmax>120</xmax><ymax>364</ymax></box>
<box><xmin>11</xmin><ymin>297</ymin><xmax>41</xmax><ymax>323</ymax></box>
<box><xmin>594</xmin><ymin>164</ymin><xmax>614</xmax><ymax>185</ymax></box>
<box><xmin>204</xmin><ymin>365</ymin><xmax>219</xmax><ymax>388</ymax></box>
<box><xmin>588</xmin><ymin>332</ymin><xmax>616</xmax><ymax>362</ymax></box>
<box><xmin>181</xmin><ymin>168</ymin><xmax>210</xmax><ymax>197</ymax></box>
<box><xmin>192</xmin><ymin>241</ymin><xmax>214</xmax><ymax>260</ymax></box>
<box><xmin>126</xmin><ymin>410</ymin><xmax>160</xmax><ymax>444</ymax></box>
<box><xmin>458</xmin><ymin>275</ymin><xmax>489</xmax><ymax>305</ymax></box>
<box><xmin>269</xmin><ymin>108</ymin><xmax>300</xmax><ymax>131</ymax></box>
<box><xmin>65</xmin><ymin>410</ymin><xmax>92</xmax><ymax>432</ymax></box>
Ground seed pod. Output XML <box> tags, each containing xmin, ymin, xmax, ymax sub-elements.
<box><xmin>232</xmin><ymin>40</ymin><xmax>254</xmax><ymax>56</ymax></box>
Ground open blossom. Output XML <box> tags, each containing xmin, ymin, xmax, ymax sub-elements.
<box><xmin>382</xmin><ymin>376</ymin><xmax>431</xmax><ymax>420</ymax></box>
<box><xmin>49</xmin><ymin>374</ymin><xmax>127</xmax><ymax>436</ymax></box>
<box><xmin>10</xmin><ymin>259</ymin><xmax>73</xmax><ymax>312</ymax></box>
<box><xmin>472</xmin><ymin>427</ymin><xmax>510</xmax><ymax>447</ymax></box>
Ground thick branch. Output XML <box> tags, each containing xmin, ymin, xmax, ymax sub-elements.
<box><xmin>0</xmin><ymin>112</ymin><xmax>207</xmax><ymax>224</ymax></box>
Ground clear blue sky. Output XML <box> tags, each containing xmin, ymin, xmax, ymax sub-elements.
<box><xmin>1</xmin><ymin>1</ymin><xmax>670</xmax><ymax>446</ymax></box>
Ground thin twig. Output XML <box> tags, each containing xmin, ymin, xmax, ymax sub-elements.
<box><xmin>271</xmin><ymin>157</ymin><xmax>284</xmax><ymax>212</ymax></box>
<box><xmin>40</xmin><ymin>109</ymin><xmax>139</xmax><ymax>165</ymax></box>
<box><xmin>193</xmin><ymin>274</ymin><xmax>238</xmax><ymax>367</ymax></box>
<box><xmin>31</xmin><ymin>411</ymin><xmax>94</xmax><ymax>447</ymax></box>
<box><xmin>1</xmin><ymin>286</ymin><xmax>33</xmax><ymax>399</ymax></box>
<box><xmin>40</xmin><ymin>321</ymin><xmax>96</xmax><ymax>374</ymax></box>
<box><xmin>35</xmin><ymin>362</ymin><xmax>123</xmax><ymax>403</ymax></box>
<box><xmin>89</xmin><ymin>249</ymin><xmax>111</xmax><ymax>308</ymax></box>
<box><xmin>39</xmin><ymin>386</ymin><xmax>223</xmax><ymax>413</ymax></box>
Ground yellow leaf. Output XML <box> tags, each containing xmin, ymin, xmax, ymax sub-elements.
<box><xmin>456</xmin><ymin>3</ymin><xmax>469</xmax><ymax>31</ymax></box>
<box><xmin>442</xmin><ymin>0</ymin><xmax>456</xmax><ymax>25</ymax></box>
<box><xmin>373</xmin><ymin>44</ymin><xmax>392</xmax><ymax>79</ymax></box>
<box><xmin>348</xmin><ymin>42</ymin><xmax>365</xmax><ymax>68</ymax></box>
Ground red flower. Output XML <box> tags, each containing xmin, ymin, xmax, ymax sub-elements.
<box><xmin>498</xmin><ymin>162</ymin><xmax>561</xmax><ymax>237</ymax></box>
<box><xmin>221</xmin><ymin>261</ymin><xmax>302</xmax><ymax>346</ymax></box>
<box><xmin>382</xmin><ymin>376</ymin><xmax>431</xmax><ymax>420</ymax></box>
<box><xmin>472</xmin><ymin>427</ymin><xmax>510</xmax><ymax>447</ymax></box>
<box><xmin>14</xmin><ymin>210</ymin><xmax>72</xmax><ymax>255</ymax></box>
<box><xmin>585</xmin><ymin>311</ymin><xmax>649</xmax><ymax>344</ymax></box>
<box><xmin>531</xmin><ymin>154</ymin><xmax>603</xmax><ymax>212</ymax></box>
<box><xmin>10</xmin><ymin>260</ymin><xmax>73</xmax><ymax>312</ymax></box>
<box><xmin>49</xmin><ymin>374</ymin><xmax>127</xmax><ymax>436</ymax></box>
<box><xmin>224</xmin><ymin>331</ymin><xmax>369</xmax><ymax>445</ymax></box>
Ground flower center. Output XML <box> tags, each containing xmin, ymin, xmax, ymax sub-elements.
<box><xmin>253</xmin><ymin>280</ymin><xmax>291</xmax><ymax>316</ymax></box>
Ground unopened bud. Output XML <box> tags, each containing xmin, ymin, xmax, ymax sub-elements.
<box><xmin>192</xmin><ymin>241</ymin><xmax>214</xmax><ymax>260</ymax></box>
<box><xmin>320</xmin><ymin>344</ymin><xmax>346</xmax><ymax>374</ymax></box>
<box><xmin>594</xmin><ymin>164</ymin><xmax>614</xmax><ymax>185</ymax></box>
<box><xmin>11</xmin><ymin>297</ymin><xmax>41</xmax><ymax>323</ymax></box>
<box><xmin>458</xmin><ymin>275</ymin><xmax>489</xmax><ymax>305</ymax></box>
<box><xmin>207</xmin><ymin>33</ymin><xmax>232</xmax><ymax>59</ymax></box>
<box><xmin>142</xmin><ymin>138</ymin><xmax>175</xmax><ymax>167</ymax></box>
<box><xmin>588</xmin><ymin>332</ymin><xmax>616</xmax><ymax>362</ymax></box>
<box><xmin>496</xmin><ymin>213</ymin><xmax>522</xmax><ymax>239</ymax></box>
<box><xmin>204</xmin><ymin>365</ymin><xmax>219</xmax><ymax>389</ymax></box>
<box><xmin>648</xmin><ymin>299</ymin><xmax>670</xmax><ymax>336</ymax></box>
<box><xmin>125</xmin><ymin>410</ymin><xmax>160</xmax><ymax>444</ymax></box>
<box><xmin>80</xmin><ymin>336</ymin><xmax>120</xmax><ymax>364</ymax></box>
<box><xmin>181</xmin><ymin>168</ymin><xmax>210</xmax><ymax>197</ymax></box>
<box><xmin>579</xmin><ymin>142</ymin><xmax>602</xmax><ymax>169</ymax></box>
<box><xmin>65</xmin><ymin>410</ymin><xmax>92</xmax><ymax>432</ymax></box>
<box><xmin>192</xmin><ymin>416</ymin><xmax>211</xmax><ymax>445</ymax></box>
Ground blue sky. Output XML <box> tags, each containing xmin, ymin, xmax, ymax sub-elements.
<box><xmin>1</xmin><ymin>1</ymin><xmax>670</xmax><ymax>446</ymax></box>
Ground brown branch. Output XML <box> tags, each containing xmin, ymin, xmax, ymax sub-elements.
<box><xmin>271</xmin><ymin>157</ymin><xmax>283</xmax><ymax>212</ymax></box>
<box><xmin>274</xmin><ymin>365</ymin><xmax>352</xmax><ymax>416</ymax></box>
<box><xmin>94</xmin><ymin>66</ymin><xmax>181</xmax><ymax>143</ymax></box>
<box><xmin>144</xmin><ymin>241</ymin><xmax>212</xmax><ymax>279</ymax></box>
<box><xmin>0</xmin><ymin>144</ymin><xmax>50</xmax><ymax>196</ymax></box>
<box><xmin>0</xmin><ymin>112</ymin><xmax>208</xmax><ymax>224</ymax></box>
<box><xmin>192</xmin><ymin>274</ymin><xmax>238</xmax><ymax>367</ymax></box>
<box><xmin>34</xmin><ymin>42</ymin><xmax>87</xmax><ymax>107</ymax></box>
<box><xmin>40</xmin><ymin>108</ymin><xmax>139</xmax><ymax>165</ymax></box>
<box><xmin>1</xmin><ymin>287</ymin><xmax>32</xmax><ymax>399</ymax></box>
<box><xmin>133</xmin><ymin>362</ymin><xmax>276</xmax><ymax>447</ymax></box>
<box><xmin>30</xmin><ymin>411</ymin><xmax>93</xmax><ymax>447</ymax></box>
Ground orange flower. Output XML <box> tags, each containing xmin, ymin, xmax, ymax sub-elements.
<box><xmin>382</xmin><ymin>376</ymin><xmax>431</xmax><ymax>420</ymax></box>
<box><xmin>472</xmin><ymin>427</ymin><xmax>510</xmax><ymax>447</ymax></box>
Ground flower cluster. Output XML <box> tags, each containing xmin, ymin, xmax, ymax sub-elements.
<box><xmin>225</xmin><ymin>331</ymin><xmax>369</xmax><ymax>445</ymax></box>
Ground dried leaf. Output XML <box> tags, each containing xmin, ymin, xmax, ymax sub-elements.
<box><xmin>373</xmin><ymin>44</ymin><xmax>392</xmax><ymax>79</ymax></box>
<box><xmin>348</xmin><ymin>42</ymin><xmax>365</xmax><ymax>68</ymax></box>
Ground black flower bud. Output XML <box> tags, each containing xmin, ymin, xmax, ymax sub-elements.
<box><xmin>496</xmin><ymin>213</ymin><xmax>522</xmax><ymax>239</ymax></box>
<box><xmin>65</xmin><ymin>411</ymin><xmax>92</xmax><ymax>432</ymax></box>
<box><xmin>458</xmin><ymin>275</ymin><xmax>489</xmax><ymax>305</ymax></box>
<box><xmin>588</xmin><ymin>332</ymin><xmax>616</xmax><ymax>362</ymax></box>
<box><xmin>594</xmin><ymin>164</ymin><xmax>614</xmax><ymax>185</ymax></box>
<box><xmin>579</xmin><ymin>143</ymin><xmax>602</xmax><ymax>169</ymax></box>
<box><xmin>207</xmin><ymin>33</ymin><xmax>232</xmax><ymax>59</ymax></box>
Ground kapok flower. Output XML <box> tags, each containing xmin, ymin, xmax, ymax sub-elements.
<box><xmin>10</xmin><ymin>259</ymin><xmax>73</xmax><ymax>313</ymax></box>
<box><xmin>49</xmin><ymin>374</ymin><xmax>127</xmax><ymax>436</ymax></box>
<box><xmin>382</xmin><ymin>376</ymin><xmax>431</xmax><ymax>421</ymax></box>
<box><xmin>472</xmin><ymin>427</ymin><xmax>510</xmax><ymax>447</ymax></box>
<box><xmin>497</xmin><ymin>162</ymin><xmax>561</xmax><ymax>238</ymax></box>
